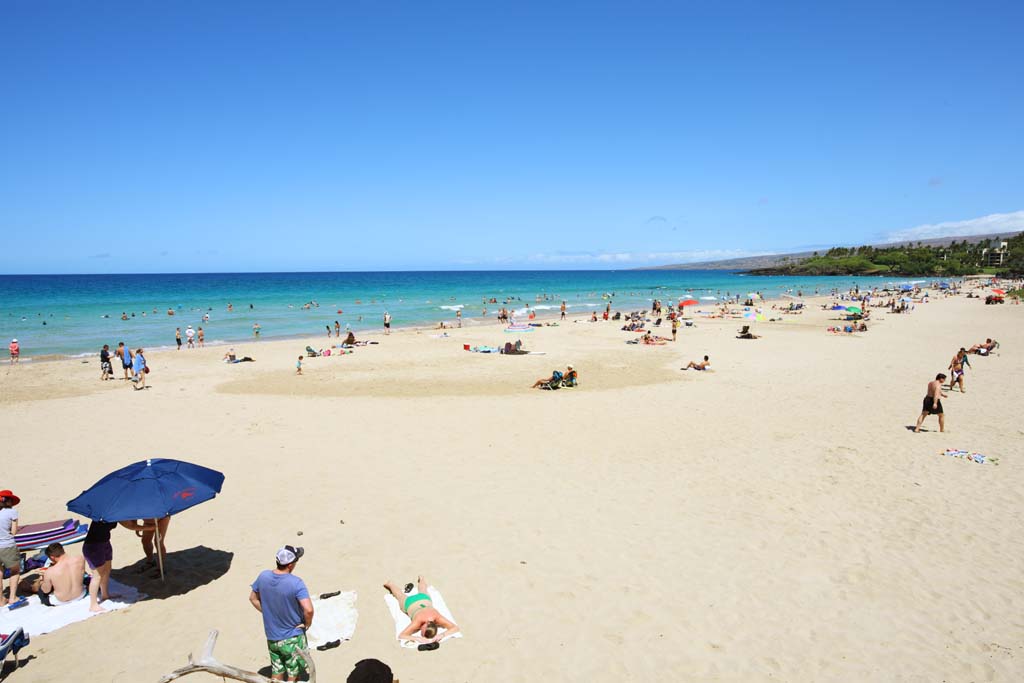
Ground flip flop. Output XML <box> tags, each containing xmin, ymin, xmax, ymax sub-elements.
<box><xmin>418</xmin><ymin>642</ymin><xmax>440</xmax><ymax>652</ymax></box>
<box><xmin>316</xmin><ymin>640</ymin><xmax>341</xmax><ymax>651</ymax></box>
<box><xmin>319</xmin><ymin>591</ymin><xmax>340</xmax><ymax>600</ymax></box>
<box><xmin>403</xmin><ymin>583</ymin><xmax>414</xmax><ymax>594</ymax></box>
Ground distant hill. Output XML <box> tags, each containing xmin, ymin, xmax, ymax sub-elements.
<box><xmin>643</xmin><ymin>231</ymin><xmax>1021</xmax><ymax>270</ymax></box>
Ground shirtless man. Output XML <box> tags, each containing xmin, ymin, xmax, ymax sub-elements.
<box><xmin>968</xmin><ymin>338</ymin><xmax>997</xmax><ymax>355</ymax></box>
<box><xmin>948</xmin><ymin>348</ymin><xmax>970</xmax><ymax>392</ymax></box>
<box><xmin>37</xmin><ymin>543</ymin><xmax>102</xmax><ymax>611</ymax></box>
<box><xmin>384</xmin><ymin>576</ymin><xmax>460</xmax><ymax>645</ymax></box>
<box><xmin>914</xmin><ymin>373</ymin><xmax>948</xmax><ymax>433</ymax></box>
<box><xmin>682</xmin><ymin>355</ymin><xmax>711</xmax><ymax>371</ymax></box>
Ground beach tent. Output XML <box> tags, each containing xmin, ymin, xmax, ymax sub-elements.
<box><xmin>67</xmin><ymin>458</ymin><xmax>225</xmax><ymax>580</ymax></box>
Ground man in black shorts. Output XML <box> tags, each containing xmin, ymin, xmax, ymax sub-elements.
<box><xmin>100</xmin><ymin>344</ymin><xmax>113</xmax><ymax>381</ymax></box>
<box><xmin>914</xmin><ymin>373</ymin><xmax>948</xmax><ymax>433</ymax></box>
<box><xmin>117</xmin><ymin>342</ymin><xmax>133</xmax><ymax>380</ymax></box>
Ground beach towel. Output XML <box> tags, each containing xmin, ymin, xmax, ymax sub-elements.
<box><xmin>306</xmin><ymin>591</ymin><xmax>358</xmax><ymax>648</ymax></box>
<box><xmin>0</xmin><ymin>579</ymin><xmax>144</xmax><ymax>636</ymax></box>
<box><xmin>941</xmin><ymin>449</ymin><xmax>999</xmax><ymax>465</ymax></box>
<box><xmin>384</xmin><ymin>586</ymin><xmax>462</xmax><ymax>648</ymax></box>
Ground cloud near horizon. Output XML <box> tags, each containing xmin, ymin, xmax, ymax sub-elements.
<box><xmin>884</xmin><ymin>210</ymin><xmax>1024</xmax><ymax>243</ymax></box>
<box><xmin>522</xmin><ymin>249</ymin><xmax>765</xmax><ymax>266</ymax></box>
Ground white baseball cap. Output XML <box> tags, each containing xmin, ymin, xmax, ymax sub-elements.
<box><xmin>275</xmin><ymin>545</ymin><xmax>304</xmax><ymax>565</ymax></box>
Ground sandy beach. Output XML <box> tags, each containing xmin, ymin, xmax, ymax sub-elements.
<box><xmin>2</xmin><ymin>288</ymin><xmax>1022</xmax><ymax>682</ymax></box>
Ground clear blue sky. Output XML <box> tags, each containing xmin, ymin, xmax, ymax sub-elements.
<box><xmin>2</xmin><ymin>1</ymin><xmax>1022</xmax><ymax>273</ymax></box>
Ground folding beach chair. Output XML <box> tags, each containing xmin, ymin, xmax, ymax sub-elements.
<box><xmin>0</xmin><ymin>628</ymin><xmax>29</xmax><ymax>677</ymax></box>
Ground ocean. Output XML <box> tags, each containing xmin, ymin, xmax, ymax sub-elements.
<box><xmin>0</xmin><ymin>271</ymin><xmax>932</xmax><ymax>357</ymax></box>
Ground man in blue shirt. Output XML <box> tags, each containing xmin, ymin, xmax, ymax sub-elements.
<box><xmin>250</xmin><ymin>545</ymin><xmax>314</xmax><ymax>682</ymax></box>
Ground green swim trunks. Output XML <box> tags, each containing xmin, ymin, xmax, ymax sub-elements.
<box><xmin>404</xmin><ymin>592</ymin><xmax>431</xmax><ymax>612</ymax></box>
<box><xmin>267</xmin><ymin>634</ymin><xmax>308</xmax><ymax>678</ymax></box>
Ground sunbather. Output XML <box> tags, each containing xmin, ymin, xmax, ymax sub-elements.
<box><xmin>36</xmin><ymin>542</ymin><xmax>94</xmax><ymax>609</ymax></box>
<box><xmin>531</xmin><ymin>370</ymin><xmax>562</xmax><ymax>388</ymax></box>
<box><xmin>968</xmin><ymin>338</ymin><xmax>997</xmax><ymax>355</ymax></box>
<box><xmin>682</xmin><ymin>355</ymin><xmax>711</xmax><ymax>371</ymax></box>
<box><xmin>384</xmin><ymin>576</ymin><xmax>459</xmax><ymax>645</ymax></box>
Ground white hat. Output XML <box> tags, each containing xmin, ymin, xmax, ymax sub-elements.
<box><xmin>275</xmin><ymin>545</ymin><xmax>304</xmax><ymax>565</ymax></box>
<box><xmin>567</xmin><ymin>364</ymin><xmax>573</xmax><ymax>369</ymax></box>
<box><xmin>11</xmin><ymin>339</ymin><xmax>16</xmax><ymax>343</ymax></box>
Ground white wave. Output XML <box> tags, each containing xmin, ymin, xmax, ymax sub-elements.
<box><xmin>439</xmin><ymin>305</ymin><xmax>465</xmax><ymax>311</ymax></box>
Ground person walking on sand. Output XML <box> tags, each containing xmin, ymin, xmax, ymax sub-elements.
<box><xmin>383</xmin><ymin>311</ymin><xmax>392</xmax><ymax>335</ymax></box>
<box><xmin>948</xmin><ymin>348</ymin><xmax>970</xmax><ymax>393</ymax></box>
<box><xmin>914</xmin><ymin>373</ymin><xmax>948</xmax><ymax>433</ymax></box>
<box><xmin>0</xmin><ymin>491</ymin><xmax>21</xmax><ymax>606</ymax></box>
<box><xmin>175</xmin><ymin>327</ymin><xmax>182</xmax><ymax>350</ymax></box>
<box><xmin>8</xmin><ymin>339</ymin><xmax>19</xmax><ymax>365</ymax></box>
<box><xmin>560</xmin><ymin>301</ymin><xmax>566</xmax><ymax>320</ymax></box>
<box><xmin>132</xmin><ymin>348</ymin><xmax>147</xmax><ymax>390</ymax></box>
<box><xmin>117</xmin><ymin>342</ymin><xmax>133</xmax><ymax>380</ymax></box>
<box><xmin>671</xmin><ymin>318</ymin><xmax>680</xmax><ymax>342</ymax></box>
<box><xmin>186</xmin><ymin>325</ymin><xmax>195</xmax><ymax>349</ymax></box>
<box><xmin>384</xmin><ymin>575</ymin><xmax>460</xmax><ymax>645</ymax></box>
<box><xmin>250</xmin><ymin>545</ymin><xmax>314</xmax><ymax>683</ymax></box>
<box><xmin>197</xmin><ymin>327</ymin><xmax>204</xmax><ymax>347</ymax></box>
<box><xmin>296</xmin><ymin>356</ymin><xmax>303</xmax><ymax>375</ymax></box>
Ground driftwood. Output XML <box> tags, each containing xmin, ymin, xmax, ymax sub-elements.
<box><xmin>159</xmin><ymin>630</ymin><xmax>316</xmax><ymax>683</ymax></box>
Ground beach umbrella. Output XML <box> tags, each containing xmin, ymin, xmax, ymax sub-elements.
<box><xmin>992</xmin><ymin>289</ymin><xmax>1005</xmax><ymax>295</ymax></box>
<box><xmin>743</xmin><ymin>312</ymin><xmax>766</xmax><ymax>322</ymax></box>
<box><xmin>677</xmin><ymin>298</ymin><xmax>698</xmax><ymax>311</ymax></box>
<box><xmin>845</xmin><ymin>306</ymin><xmax>862</xmax><ymax>313</ymax></box>
<box><xmin>67</xmin><ymin>458</ymin><xmax>225</xmax><ymax>580</ymax></box>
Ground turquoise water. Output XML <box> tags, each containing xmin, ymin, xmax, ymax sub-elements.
<box><xmin>0</xmin><ymin>271</ymin><xmax>924</xmax><ymax>357</ymax></box>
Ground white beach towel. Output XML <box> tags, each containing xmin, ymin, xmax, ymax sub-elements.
<box><xmin>306</xmin><ymin>591</ymin><xmax>358</xmax><ymax>647</ymax></box>
<box><xmin>384</xmin><ymin>586</ymin><xmax>463</xmax><ymax>648</ymax></box>
<box><xmin>0</xmin><ymin>579</ymin><xmax>145</xmax><ymax>636</ymax></box>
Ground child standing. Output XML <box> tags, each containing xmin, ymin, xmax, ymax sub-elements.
<box><xmin>296</xmin><ymin>356</ymin><xmax>303</xmax><ymax>375</ymax></box>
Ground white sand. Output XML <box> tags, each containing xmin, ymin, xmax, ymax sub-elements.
<box><xmin>1</xmin><ymin>288</ymin><xmax>1022</xmax><ymax>681</ymax></box>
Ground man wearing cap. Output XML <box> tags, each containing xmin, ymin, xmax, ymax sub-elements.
<box><xmin>0</xmin><ymin>490</ymin><xmax>20</xmax><ymax>606</ymax></box>
<box><xmin>249</xmin><ymin>545</ymin><xmax>314</xmax><ymax>682</ymax></box>
<box><xmin>8</xmin><ymin>339</ymin><xmax>18</xmax><ymax>365</ymax></box>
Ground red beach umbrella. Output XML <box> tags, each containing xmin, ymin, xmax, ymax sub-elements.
<box><xmin>992</xmin><ymin>289</ymin><xmax>1005</xmax><ymax>295</ymax></box>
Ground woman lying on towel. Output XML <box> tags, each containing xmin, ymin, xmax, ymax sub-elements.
<box><xmin>384</xmin><ymin>576</ymin><xmax>460</xmax><ymax>645</ymax></box>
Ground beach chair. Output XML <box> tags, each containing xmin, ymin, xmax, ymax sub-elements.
<box><xmin>562</xmin><ymin>371</ymin><xmax>578</xmax><ymax>387</ymax></box>
<box><xmin>0</xmin><ymin>628</ymin><xmax>29</xmax><ymax>675</ymax></box>
<box><xmin>305</xmin><ymin>346</ymin><xmax>319</xmax><ymax>358</ymax></box>
<box><xmin>540</xmin><ymin>370</ymin><xmax>563</xmax><ymax>390</ymax></box>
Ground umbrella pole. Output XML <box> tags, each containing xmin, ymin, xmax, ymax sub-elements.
<box><xmin>155</xmin><ymin>521</ymin><xmax>165</xmax><ymax>581</ymax></box>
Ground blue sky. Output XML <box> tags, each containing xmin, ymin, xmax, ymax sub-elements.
<box><xmin>2</xmin><ymin>1</ymin><xmax>1022</xmax><ymax>273</ymax></box>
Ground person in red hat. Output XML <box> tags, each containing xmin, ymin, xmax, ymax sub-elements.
<box><xmin>0</xmin><ymin>490</ymin><xmax>21</xmax><ymax>606</ymax></box>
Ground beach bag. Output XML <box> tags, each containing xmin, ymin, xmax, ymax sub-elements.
<box><xmin>552</xmin><ymin>370</ymin><xmax>563</xmax><ymax>382</ymax></box>
<box><xmin>143</xmin><ymin>366</ymin><xmax>150</xmax><ymax>374</ymax></box>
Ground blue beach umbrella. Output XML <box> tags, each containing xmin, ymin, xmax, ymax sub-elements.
<box><xmin>67</xmin><ymin>458</ymin><xmax>225</xmax><ymax>579</ymax></box>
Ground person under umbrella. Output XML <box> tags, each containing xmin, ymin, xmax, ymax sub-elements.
<box><xmin>67</xmin><ymin>458</ymin><xmax>225</xmax><ymax>580</ymax></box>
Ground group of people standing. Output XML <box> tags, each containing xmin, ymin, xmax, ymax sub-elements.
<box><xmin>175</xmin><ymin>325</ymin><xmax>204</xmax><ymax>349</ymax></box>
<box><xmin>99</xmin><ymin>341</ymin><xmax>147</xmax><ymax>389</ymax></box>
